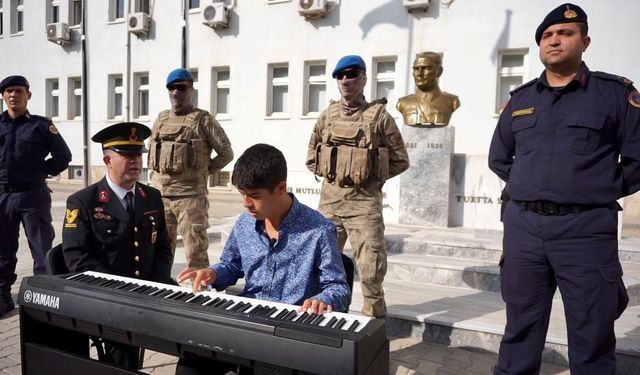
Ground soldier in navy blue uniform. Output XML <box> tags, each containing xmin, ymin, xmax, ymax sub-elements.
<box><xmin>0</xmin><ymin>75</ymin><xmax>71</xmax><ymax>318</ymax></box>
<box><xmin>489</xmin><ymin>4</ymin><xmax>640</xmax><ymax>374</ymax></box>
<box><xmin>62</xmin><ymin>122</ymin><xmax>174</xmax><ymax>370</ymax></box>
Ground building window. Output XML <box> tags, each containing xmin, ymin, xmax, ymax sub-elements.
<box><xmin>109</xmin><ymin>0</ymin><xmax>125</xmax><ymax>21</ymax></box>
<box><xmin>496</xmin><ymin>49</ymin><xmax>528</xmax><ymax>113</ymax></box>
<box><xmin>190</xmin><ymin>69</ymin><xmax>199</xmax><ymax>107</ymax></box>
<box><xmin>212</xmin><ymin>67</ymin><xmax>230</xmax><ymax>117</ymax></box>
<box><xmin>373</xmin><ymin>57</ymin><xmax>397</xmax><ymax>107</ymax></box>
<box><xmin>68</xmin><ymin>77</ymin><xmax>82</xmax><ymax>120</ymax></box>
<box><xmin>11</xmin><ymin>0</ymin><xmax>24</xmax><ymax>34</ymax></box>
<box><xmin>267</xmin><ymin>64</ymin><xmax>289</xmax><ymax>116</ymax></box>
<box><xmin>135</xmin><ymin>0</ymin><xmax>150</xmax><ymax>14</ymax></box>
<box><xmin>189</xmin><ymin>0</ymin><xmax>200</xmax><ymax>9</ymax></box>
<box><xmin>47</xmin><ymin>0</ymin><xmax>60</xmax><ymax>23</ymax></box>
<box><xmin>134</xmin><ymin>72</ymin><xmax>149</xmax><ymax>118</ymax></box>
<box><xmin>108</xmin><ymin>74</ymin><xmax>124</xmax><ymax>119</ymax></box>
<box><xmin>70</xmin><ymin>0</ymin><xmax>82</xmax><ymax>26</ymax></box>
<box><xmin>303</xmin><ymin>62</ymin><xmax>326</xmax><ymax>116</ymax></box>
<box><xmin>46</xmin><ymin>79</ymin><xmax>60</xmax><ymax>119</ymax></box>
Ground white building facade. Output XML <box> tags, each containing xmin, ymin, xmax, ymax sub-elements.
<box><xmin>1</xmin><ymin>0</ymin><xmax>639</xmax><ymax>230</ymax></box>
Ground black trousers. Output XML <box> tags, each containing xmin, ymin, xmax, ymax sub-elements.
<box><xmin>493</xmin><ymin>201</ymin><xmax>628</xmax><ymax>375</ymax></box>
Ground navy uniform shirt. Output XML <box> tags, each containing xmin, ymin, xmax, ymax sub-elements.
<box><xmin>0</xmin><ymin>111</ymin><xmax>72</xmax><ymax>184</ymax></box>
<box><xmin>489</xmin><ymin>63</ymin><xmax>640</xmax><ymax>205</ymax></box>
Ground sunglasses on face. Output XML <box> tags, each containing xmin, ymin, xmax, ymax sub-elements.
<box><xmin>336</xmin><ymin>70</ymin><xmax>362</xmax><ymax>80</ymax></box>
<box><xmin>167</xmin><ymin>84</ymin><xmax>190</xmax><ymax>92</ymax></box>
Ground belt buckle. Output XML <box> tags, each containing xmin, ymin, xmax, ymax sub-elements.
<box><xmin>543</xmin><ymin>202</ymin><xmax>557</xmax><ymax>215</ymax></box>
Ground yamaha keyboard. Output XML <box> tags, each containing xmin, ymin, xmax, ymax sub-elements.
<box><xmin>19</xmin><ymin>271</ymin><xmax>388</xmax><ymax>374</ymax></box>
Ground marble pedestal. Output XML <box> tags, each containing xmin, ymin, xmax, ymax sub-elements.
<box><xmin>399</xmin><ymin>126</ymin><xmax>454</xmax><ymax>227</ymax></box>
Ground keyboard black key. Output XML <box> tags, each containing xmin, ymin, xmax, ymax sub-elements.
<box><xmin>325</xmin><ymin>316</ymin><xmax>338</xmax><ymax>328</ymax></box>
<box><xmin>238</xmin><ymin>303</ymin><xmax>253</xmax><ymax>313</ymax></box>
<box><xmin>310</xmin><ymin>315</ymin><xmax>325</xmax><ymax>326</ymax></box>
<box><xmin>296</xmin><ymin>312</ymin><xmax>309</xmax><ymax>323</ymax></box>
<box><xmin>283</xmin><ymin>310</ymin><xmax>298</xmax><ymax>321</ymax></box>
<box><xmin>301</xmin><ymin>313</ymin><xmax>317</xmax><ymax>324</ymax></box>
<box><xmin>230</xmin><ymin>302</ymin><xmax>246</xmax><ymax>311</ymax></box>
<box><xmin>274</xmin><ymin>309</ymin><xmax>289</xmax><ymax>320</ymax></box>
<box><xmin>218</xmin><ymin>300</ymin><xmax>235</xmax><ymax>309</ymax></box>
<box><xmin>334</xmin><ymin>318</ymin><xmax>347</xmax><ymax>329</ymax></box>
<box><xmin>347</xmin><ymin>320</ymin><xmax>360</xmax><ymax>331</ymax></box>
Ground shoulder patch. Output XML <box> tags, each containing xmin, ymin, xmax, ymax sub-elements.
<box><xmin>628</xmin><ymin>90</ymin><xmax>640</xmax><ymax>108</ymax></box>
<box><xmin>65</xmin><ymin>208</ymin><xmax>79</xmax><ymax>228</ymax></box>
<box><xmin>510</xmin><ymin>78</ymin><xmax>538</xmax><ymax>95</ymax></box>
<box><xmin>591</xmin><ymin>71</ymin><xmax>633</xmax><ymax>86</ymax></box>
<box><xmin>48</xmin><ymin>123</ymin><xmax>59</xmax><ymax>134</ymax></box>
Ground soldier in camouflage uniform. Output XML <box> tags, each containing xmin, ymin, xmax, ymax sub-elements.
<box><xmin>149</xmin><ymin>68</ymin><xmax>233</xmax><ymax>269</ymax></box>
<box><xmin>306</xmin><ymin>55</ymin><xmax>410</xmax><ymax>318</ymax></box>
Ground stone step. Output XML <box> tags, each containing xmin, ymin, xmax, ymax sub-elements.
<box><xmin>383</xmin><ymin>223</ymin><xmax>640</xmax><ymax>263</ymax></box>
<box><xmin>350</xmin><ymin>278</ymin><xmax>640</xmax><ymax>374</ymax></box>
<box><xmin>383</xmin><ymin>252</ymin><xmax>640</xmax><ymax>306</ymax></box>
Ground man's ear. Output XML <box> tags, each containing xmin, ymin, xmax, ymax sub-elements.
<box><xmin>27</xmin><ymin>91</ymin><xmax>32</xmax><ymax>100</ymax></box>
<box><xmin>277</xmin><ymin>181</ymin><xmax>287</xmax><ymax>195</ymax></box>
<box><xmin>103</xmin><ymin>154</ymin><xmax>111</xmax><ymax>167</ymax></box>
<box><xmin>582</xmin><ymin>35</ymin><xmax>591</xmax><ymax>52</ymax></box>
<box><xmin>437</xmin><ymin>66</ymin><xmax>444</xmax><ymax>78</ymax></box>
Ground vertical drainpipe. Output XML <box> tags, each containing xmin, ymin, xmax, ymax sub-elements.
<box><xmin>81</xmin><ymin>0</ymin><xmax>90</xmax><ymax>187</ymax></box>
<box><xmin>125</xmin><ymin>0</ymin><xmax>132</xmax><ymax>122</ymax></box>
<box><xmin>182</xmin><ymin>0</ymin><xmax>188</xmax><ymax>68</ymax></box>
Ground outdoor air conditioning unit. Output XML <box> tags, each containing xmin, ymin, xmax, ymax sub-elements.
<box><xmin>46</xmin><ymin>22</ymin><xmax>70</xmax><ymax>45</ymax></box>
<box><xmin>202</xmin><ymin>2</ymin><xmax>228</xmax><ymax>29</ymax></box>
<box><xmin>403</xmin><ymin>0</ymin><xmax>430</xmax><ymax>12</ymax></box>
<box><xmin>128</xmin><ymin>12</ymin><xmax>150</xmax><ymax>36</ymax></box>
<box><xmin>298</xmin><ymin>0</ymin><xmax>328</xmax><ymax>18</ymax></box>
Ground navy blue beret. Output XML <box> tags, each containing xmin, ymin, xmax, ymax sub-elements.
<box><xmin>535</xmin><ymin>3</ymin><xmax>587</xmax><ymax>45</ymax></box>
<box><xmin>166</xmin><ymin>68</ymin><xmax>193</xmax><ymax>88</ymax></box>
<box><xmin>332</xmin><ymin>55</ymin><xmax>366</xmax><ymax>78</ymax></box>
<box><xmin>0</xmin><ymin>75</ymin><xmax>30</xmax><ymax>93</ymax></box>
<box><xmin>92</xmin><ymin>122</ymin><xmax>151</xmax><ymax>154</ymax></box>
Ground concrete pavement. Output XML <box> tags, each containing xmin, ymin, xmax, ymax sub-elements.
<box><xmin>0</xmin><ymin>180</ymin><xmax>572</xmax><ymax>374</ymax></box>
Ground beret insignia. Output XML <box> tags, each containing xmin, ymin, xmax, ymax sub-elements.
<box><xmin>564</xmin><ymin>6</ymin><xmax>578</xmax><ymax>19</ymax></box>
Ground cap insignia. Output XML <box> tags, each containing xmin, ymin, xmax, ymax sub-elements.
<box><xmin>564</xmin><ymin>6</ymin><xmax>578</xmax><ymax>19</ymax></box>
<box><xmin>129</xmin><ymin>127</ymin><xmax>138</xmax><ymax>142</ymax></box>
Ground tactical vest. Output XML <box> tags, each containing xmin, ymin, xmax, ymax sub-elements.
<box><xmin>149</xmin><ymin>109</ymin><xmax>210</xmax><ymax>175</ymax></box>
<box><xmin>314</xmin><ymin>99</ymin><xmax>390</xmax><ymax>187</ymax></box>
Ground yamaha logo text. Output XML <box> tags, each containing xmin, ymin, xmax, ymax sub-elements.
<box><xmin>23</xmin><ymin>290</ymin><xmax>60</xmax><ymax>310</ymax></box>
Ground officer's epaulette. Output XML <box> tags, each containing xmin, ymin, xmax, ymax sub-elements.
<box><xmin>591</xmin><ymin>71</ymin><xmax>634</xmax><ymax>86</ymax></box>
<box><xmin>509</xmin><ymin>78</ymin><xmax>538</xmax><ymax>95</ymax></box>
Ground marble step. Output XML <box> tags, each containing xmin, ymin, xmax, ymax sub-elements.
<box><xmin>350</xmin><ymin>278</ymin><xmax>640</xmax><ymax>373</ymax></box>
<box><xmin>383</xmin><ymin>223</ymin><xmax>640</xmax><ymax>263</ymax></box>
<box><xmin>382</xmin><ymin>252</ymin><xmax>640</xmax><ymax>306</ymax></box>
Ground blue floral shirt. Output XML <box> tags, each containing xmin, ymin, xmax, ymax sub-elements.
<box><xmin>211</xmin><ymin>194</ymin><xmax>350</xmax><ymax>312</ymax></box>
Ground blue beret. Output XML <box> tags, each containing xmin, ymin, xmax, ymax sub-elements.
<box><xmin>0</xmin><ymin>75</ymin><xmax>30</xmax><ymax>93</ymax></box>
<box><xmin>91</xmin><ymin>122</ymin><xmax>151</xmax><ymax>154</ymax></box>
<box><xmin>332</xmin><ymin>55</ymin><xmax>366</xmax><ymax>78</ymax></box>
<box><xmin>535</xmin><ymin>3</ymin><xmax>587</xmax><ymax>45</ymax></box>
<box><xmin>166</xmin><ymin>68</ymin><xmax>193</xmax><ymax>88</ymax></box>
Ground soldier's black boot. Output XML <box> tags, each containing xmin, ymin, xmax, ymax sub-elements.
<box><xmin>0</xmin><ymin>289</ymin><xmax>15</xmax><ymax>318</ymax></box>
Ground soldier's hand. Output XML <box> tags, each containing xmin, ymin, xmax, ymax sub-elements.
<box><xmin>176</xmin><ymin>267</ymin><xmax>217</xmax><ymax>293</ymax></box>
<box><xmin>299</xmin><ymin>298</ymin><xmax>333</xmax><ymax>315</ymax></box>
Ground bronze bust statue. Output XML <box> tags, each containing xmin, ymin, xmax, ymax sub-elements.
<box><xmin>396</xmin><ymin>52</ymin><xmax>460</xmax><ymax>126</ymax></box>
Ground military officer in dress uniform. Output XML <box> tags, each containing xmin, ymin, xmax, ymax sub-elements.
<box><xmin>0</xmin><ymin>75</ymin><xmax>71</xmax><ymax>318</ymax></box>
<box><xmin>489</xmin><ymin>4</ymin><xmax>640</xmax><ymax>374</ymax></box>
<box><xmin>62</xmin><ymin>122</ymin><xmax>174</xmax><ymax>370</ymax></box>
<box><xmin>306</xmin><ymin>55</ymin><xmax>410</xmax><ymax>318</ymax></box>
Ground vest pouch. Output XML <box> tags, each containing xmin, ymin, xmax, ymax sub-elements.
<box><xmin>350</xmin><ymin>147</ymin><xmax>370</xmax><ymax>185</ymax></box>
<box><xmin>149</xmin><ymin>140</ymin><xmax>160</xmax><ymax>172</ymax></box>
<box><xmin>376</xmin><ymin>147</ymin><xmax>389</xmax><ymax>183</ymax></box>
<box><xmin>316</xmin><ymin>144</ymin><xmax>337</xmax><ymax>181</ymax></box>
<box><xmin>330</xmin><ymin>122</ymin><xmax>361</xmax><ymax>147</ymax></box>
<box><xmin>335</xmin><ymin>145</ymin><xmax>352</xmax><ymax>186</ymax></box>
<box><xmin>189</xmin><ymin>139</ymin><xmax>208</xmax><ymax>168</ymax></box>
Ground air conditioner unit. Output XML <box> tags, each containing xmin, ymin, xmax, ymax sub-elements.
<box><xmin>46</xmin><ymin>22</ymin><xmax>70</xmax><ymax>45</ymax></box>
<box><xmin>128</xmin><ymin>12</ymin><xmax>150</xmax><ymax>36</ymax></box>
<box><xmin>202</xmin><ymin>2</ymin><xmax>228</xmax><ymax>29</ymax></box>
<box><xmin>298</xmin><ymin>0</ymin><xmax>328</xmax><ymax>18</ymax></box>
<box><xmin>403</xmin><ymin>0</ymin><xmax>430</xmax><ymax>12</ymax></box>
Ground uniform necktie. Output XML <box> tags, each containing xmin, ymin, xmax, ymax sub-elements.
<box><xmin>125</xmin><ymin>191</ymin><xmax>135</xmax><ymax>221</ymax></box>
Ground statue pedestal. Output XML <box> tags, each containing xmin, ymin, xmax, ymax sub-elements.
<box><xmin>399</xmin><ymin>126</ymin><xmax>454</xmax><ymax>227</ymax></box>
